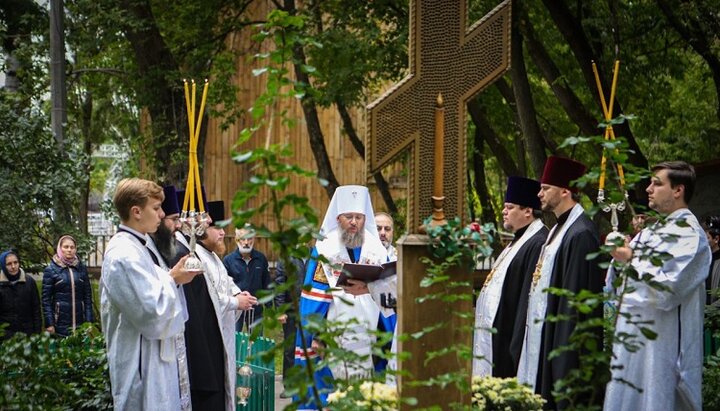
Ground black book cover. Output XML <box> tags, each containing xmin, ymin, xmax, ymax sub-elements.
<box><xmin>336</xmin><ymin>261</ymin><xmax>397</xmax><ymax>286</ymax></box>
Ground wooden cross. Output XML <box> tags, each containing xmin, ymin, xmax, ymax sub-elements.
<box><xmin>367</xmin><ymin>0</ymin><xmax>511</xmax><ymax>231</ymax></box>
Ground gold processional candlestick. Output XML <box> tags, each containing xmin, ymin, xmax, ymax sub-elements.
<box><xmin>592</xmin><ymin>61</ymin><xmax>628</xmax><ymax>245</ymax></box>
<box><xmin>180</xmin><ymin>79</ymin><xmax>211</xmax><ymax>272</ymax></box>
<box><xmin>430</xmin><ymin>93</ymin><xmax>447</xmax><ymax>228</ymax></box>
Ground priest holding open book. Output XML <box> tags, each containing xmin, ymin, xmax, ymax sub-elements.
<box><xmin>294</xmin><ymin>185</ymin><xmax>388</xmax><ymax>408</ymax></box>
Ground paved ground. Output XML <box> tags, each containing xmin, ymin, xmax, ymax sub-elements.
<box><xmin>274</xmin><ymin>375</ymin><xmax>292</xmax><ymax>410</ymax></box>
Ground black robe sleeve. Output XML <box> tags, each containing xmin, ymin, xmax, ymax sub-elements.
<box><xmin>536</xmin><ymin>215</ymin><xmax>604</xmax><ymax>409</ymax></box>
<box><xmin>493</xmin><ymin>227</ymin><xmax>548</xmax><ymax>377</ymax></box>
<box><xmin>183</xmin><ymin>274</ymin><xmax>225</xmax><ymax>393</ymax></box>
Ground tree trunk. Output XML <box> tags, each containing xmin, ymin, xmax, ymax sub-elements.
<box><xmin>118</xmin><ymin>0</ymin><xmax>188</xmax><ymax>183</ymax></box>
<box><xmin>541</xmin><ymin>0</ymin><xmax>648</xmax><ymax>169</ymax></box>
<box><xmin>494</xmin><ymin>79</ymin><xmax>526</xmax><ymax>176</ymax></box>
<box><xmin>471</xmin><ymin>127</ymin><xmax>497</xmax><ymax>225</ymax></box>
<box><xmin>50</xmin><ymin>0</ymin><xmax>66</xmax><ymax>150</ymax></box>
<box><xmin>467</xmin><ymin>98</ymin><xmax>520</xmax><ymax>178</ymax></box>
<box><xmin>282</xmin><ymin>0</ymin><xmax>340</xmax><ymax>199</ymax></box>
<box><xmin>78</xmin><ymin>90</ymin><xmax>93</xmax><ymax>235</ymax></box>
<box><xmin>336</xmin><ymin>101</ymin><xmax>398</xmax><ymax>214</ymax></box>
<box><xmin>1</xmin><ymin>0</ymin><xmax>43</xmax><ymax>93</ymax></box>
<box><xmin>510</xmin><ymin>2</ymin><xmax>546</xmax><ymax>178</ymax></box>
<box><xmin>519</xmin><ymin>8</ymin><xmax>598</xmax><ymax>136</ymax></box>
<box><xmin>291</xmin><ymin>45</ymin><xmax>340</xmax><ymax>198</ymax></box>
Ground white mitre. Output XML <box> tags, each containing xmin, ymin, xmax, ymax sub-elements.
<box><xmin>319</xmin><ymin>185</ymin><xmax>379</xmax><ymax>239</ymax></box>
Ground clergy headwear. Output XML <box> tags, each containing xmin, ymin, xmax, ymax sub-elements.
<box><xmin>161</xmin><ymin>185</ymin><xmax>180</xmax><ymax>216</ymax></box>
<box><xmin>505</xmin><ymin>176</ymin><xmax>542</xmax><ymax>210</ymax></box>
<box><xmin>207</xmin><ymin>200</ymin><xmax>225</xmax><ymax>226</ymax></box>
<box><xmin>320</xmin><ymin>185</ymin><xmax>379</xmax><ymax>238</ymax></box>
<box><xmin>176</xmin><ymin>187</ymin><xmax>208</xmax><ymax>213</ymax></box>
<box><xmin>540</xmin><ymin>156</ymin><xmax>587</xmax><ymax>192</ymax></box>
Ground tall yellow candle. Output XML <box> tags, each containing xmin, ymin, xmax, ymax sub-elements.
<box><xmin>194</xmin><ymin>80</ymin><xmax>209</xmax><ymax>142</ymax></box>
<box><xmin>599</xmin><ymin>153</ymin><xmax>607</xmax><ymax>191</ymax></box>
<box><xmin>433</xmin><ymin>93</ymin><xmax>444</xmax><ymax>198</ymax></box>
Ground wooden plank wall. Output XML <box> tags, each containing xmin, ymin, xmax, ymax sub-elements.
<box><xmin>203</xmin><ymin>0</ymin><xmax>405</xmax><ymax>261</ymax></box>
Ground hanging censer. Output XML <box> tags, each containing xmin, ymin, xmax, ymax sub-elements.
<box><xmin>180</xmin><ymin>79</ymin><xmax>211</xmax><ymax>271</ymax></box>
<box><xmin>237</xmin><ymin>307</ymin><xmax>255</xmax><ymax>406</ymax></box>
<box><xmin>592</xmin><ymin>60</ymin><xmax>629</xmax><ymax>246</ymax></box>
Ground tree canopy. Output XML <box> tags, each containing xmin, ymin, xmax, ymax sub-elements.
<box><xmin>1</xmin><ymin>0</ymin><xmax>719</xmax><ymax>262</ymax></box>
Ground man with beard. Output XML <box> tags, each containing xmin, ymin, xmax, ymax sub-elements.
<box><xmin>224</xmin><ymin>225</ymin><xmax>270</xmax><ymax>332</ymax></box>
<box><xmin>517</xmin><ymin>156</ymin><xmax>604</xmax><ymax>409</ymax></box>
<box><xmin>295</xmin><ymin>185</ymin><xmax>388</xmax><ymax>408</ymax></box>
<box><xmin>183</xmin><ymin>200</ymin><xmax>258</xmax><ymax>410</ymax></box>
<box><xmin>168</xmin><ymin>188</ymin><xmax>206</xmax><ymax>267</ymax></box>
<box><xmin>473</xmin><ymin>176</ymin><xmax>548</xmax><ymax>378</ymax></box>
<box><xmin>147</xmin><ymin>185</ymin><xmax>183</xmax><ymax>266</ymax></box>
<box><xmin>145</xmin><ymin>184</ymin><xmax>191</xmax><ymax>410</ymax></box>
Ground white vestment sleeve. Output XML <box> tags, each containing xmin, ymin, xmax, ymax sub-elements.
<box><xmin>103</xmin><ymin>248</ymin><xmax>185</xmax><ymax>340</ymax></box>
<box><xmin>623</xmin><ymin>220</ymin><xmax>707</xmax><ymax>311</ymax></box>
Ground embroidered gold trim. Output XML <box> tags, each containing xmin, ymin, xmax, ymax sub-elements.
<box><xmin>312</xmin><ymin>264</ymin><xmax>328</xmax><ymax>284</ymax></box>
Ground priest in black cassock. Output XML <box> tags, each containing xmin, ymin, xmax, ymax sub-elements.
<box><xmin>473</xmin><ymin>176</ymin><xmax>548</xmax><ymax>378</ymax></box>
<box><xmin>183</xmin><ymin>199</ymin><xmax>257</xmax><ymax>410</ymax></box>
<box><xmin>517</xmin><ymin>156</ymin><xmax>604</xmax><ymax>410</ymax></box>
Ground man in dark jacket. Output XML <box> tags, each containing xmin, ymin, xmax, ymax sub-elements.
<box><xmin>223</xmin><ymin>225</ymin><xmax>270</xmax><ymax>331</ymax></box>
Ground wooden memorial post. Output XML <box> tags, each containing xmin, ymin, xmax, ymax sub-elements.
<box><xmin>366</xmin><ymin>0</ymin><xmax>511</xmax><ymax>408</ymax></box>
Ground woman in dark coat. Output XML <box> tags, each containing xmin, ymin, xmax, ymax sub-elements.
<box><xmin>0</xmin><ymin>250</ymin><xmax>42</xmax><ymax>340</ymax></box>
<box><xmin>42</xmin><ymin>235</ymin><xmax>94</xmax><ymax>336</ymax></box>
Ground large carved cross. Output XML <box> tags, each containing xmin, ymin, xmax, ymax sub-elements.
<box><xmin>367</xmin><ymin>0</ymin><xmax>511</xmax><ymax>231</ymax></box>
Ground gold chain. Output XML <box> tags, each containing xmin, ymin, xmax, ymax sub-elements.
<box><xmin>530</xmin><ymin>224</ymin><xmax>563</xmax><ymax>290</ymax></box>
<box><xmin>481</xmin><ymin>243</ymin><xmax>514</xmax><ymax>292</ymax></box>
<box><xmin>531</xmin><ymin>261</ymin><xmax>543</xmax><ymax>288</ymax></box>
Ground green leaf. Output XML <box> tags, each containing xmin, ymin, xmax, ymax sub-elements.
<box><xmin>640</xmin><ymin>327</ymin><xmax>658</xmax><ymax>340</ymax></box>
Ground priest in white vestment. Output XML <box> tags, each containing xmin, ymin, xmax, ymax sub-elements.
<box><xmin>604</xmin><ymin>161</ymin><xmax>711</xmax><ymax>411</ymax></box>
<box><xmin>184</xmin><ymin>200</ymin><xmax>257</xmax><ymax>410</ymax></box>
<box><xmin>473</xmin><ymin>176</ymin><xmax>547</xmax><ymax>378</ymax></box>
<box><xmin>295</xmin><ymin>185</ymin><xmax>388</xmax><ymax>408</ymax></box>
<box><xmin>146</xmin><ymin>184</ymin><xmax>191</xmax><ymax>410</ymax></box>
<box><xmin>517</xmin><ymin>156</ymin><xmax>603</xmax><ymax>409</ymax></box>
<box><xmin>101</xmin><ymin>178</ymin><xmax>200</xmax><ymax>410</ymax></box>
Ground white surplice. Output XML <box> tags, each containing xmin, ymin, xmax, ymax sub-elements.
<box><xmin>473</xmin><ymin>218</ymin><xmax>545</xmax><ymax>377</ymax></box>
<box><xmin>195</xmin><ymin>245</ymin><xmax>241</xmax><ymax>411</ymax></box>
<box><xmin>316</xmin><ymin>228</ymin><xmax>387</xmax><ymax>379</ymax></box>
<box><xmin>604</xmin><ymin>208</ymin><xmax>711</xmax><ymax>411</ymax></box>
<box><xmin>146</xmin><ymin>235</ymin><xmax>192</xmax><ymax>410</ymax></box>
<box><xmin>517</xmin><ymin>204</ymin><xmax>584</xmax><ymax>388</ymax></box>
<box><xmin>100</xmin><ymin>227</ymin><xmax>187</xmax><ymax>410</ymax></box>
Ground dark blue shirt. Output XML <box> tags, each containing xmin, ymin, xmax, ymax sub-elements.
<box><xmin>223</xmin><ymin>248</ymin><xmax>271</xmax><ymax>316</ymax></box>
